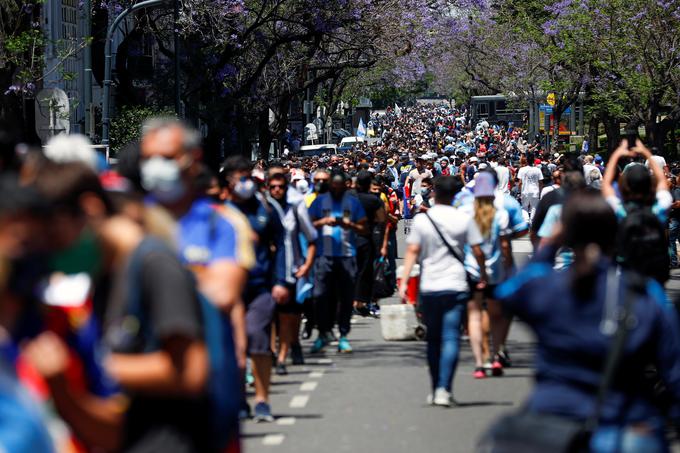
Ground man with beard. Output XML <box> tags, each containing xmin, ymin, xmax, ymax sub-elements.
<box><xmin>308</xmin><ymin>170</ymin><xmax>367</xmax><ymax>354</ymax></box>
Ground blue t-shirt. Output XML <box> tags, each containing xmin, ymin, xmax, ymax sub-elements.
<box><xmin>537</xmin><ymin>204</ymin><xmax>573</xmax><ymax>270</ymax></box>
<box><xmin>496</xmin><ymin>261</ymin><xmax>680</xmax><ymax>423</ymax></box>
<box><xmin>0</xmin><ymin>359</ymin><xmax>54</xmax><ymax>453</ymax></box>
<box><xmin>177</xmin><ymin>198</ymin><xmax>238</xmax><ymax>268</ymax></box>
<box><xmin>464</xmin><ymin>209</ymin><xmax>512</xmax><ymax>284</ymax></box>
<box><xmin>308</xmin><ymin>192</ymin><xmax>367</xmax><ymax>257</ymax></box>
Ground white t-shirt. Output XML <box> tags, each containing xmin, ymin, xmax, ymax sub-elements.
<box><xmin>647</xmin><ymin>155</ymin><xmax>667</xmax><ymax>171</ymax></box>
<box><xmin>582</xmin><ymin>164</ymin><xmax>599</xmax><ymax>185</ymax></box>
<box><xmin>495</xmin><ymin>166</ymin><xmax>510</xmax><ymax>194</ymax></box>
<box><xmin>406</xmin><ymin>205</ymin><xmax>483</xmax><ymax>294</ymax></box>
<box><xmin>408</xmin><ymin>168</ymin><xmax>433</xmax><ymax>195</ymax></box>
<box><xmin>517</xmin><ymin>166</ymin><xmax>543</xmax><ymax>196</ymax></box>
<box><xmin>540</xmin><ymin>184</ymin><xmax>558</xmax><ymax>199</ymax></box>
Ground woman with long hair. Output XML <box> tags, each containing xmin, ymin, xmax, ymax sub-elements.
<box><xmin>496</xmin><ymin>191</ymin><xmax>680</xmax><ymax>452</ymax></box>
<box><xmin>464</xmin><ymin>172</ymin><xmax>513</xmax><ymax>379</ymax></box>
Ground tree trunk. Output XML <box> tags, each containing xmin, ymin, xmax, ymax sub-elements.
<box><xmin>603</xmin><ymin>114</ymin><xmax>620</xmax><ymax>154</ymax></box>
<box><xmin>257</xmin><ymin>108</ymin><xmax>273</xmax><ymax>160</ymax></box>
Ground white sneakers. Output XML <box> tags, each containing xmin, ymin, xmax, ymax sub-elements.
<box><xmin>427</xmin><ymin>388</ymin><xmax>454</xmax><ymax>407</ymax></box>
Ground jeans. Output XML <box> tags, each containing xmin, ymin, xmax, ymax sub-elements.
<box><xmin>521</xmin><ymin>194</ymin><xmax>540</xmax><ymax>223</ymax></box>
<box><xmin>669</xmin><ymin>219</ymin><xmax>680</xmax><ymax>266</ymax></box>
<box><xmin>590</xmin><ymin>418</ymin><xmax>668</xmax><ymax>453</ymax></box>
<box><xmin>420</xmin><ymin>291</ymin><xmax>469</xmax><ymax>392</ymax></box>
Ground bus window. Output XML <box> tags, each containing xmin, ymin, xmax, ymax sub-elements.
<box><xmin>496</xmin><ymin>100</ymin><xmax>507</xmax><ymax>112</ymax></box>
<box><xmin>476</xmin><ymin>103</ymin><xmax>488</xmax><ymax>116</ymax></box>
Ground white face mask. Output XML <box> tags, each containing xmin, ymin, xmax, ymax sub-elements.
<box><xmin>233</xmin><ymin>177</ymin><xmax>256</xmax><ymax>200</ymax></box>
<box><xmin>140</xmin><ymin>156</ymin><xmax>186</xmax><ymax>203</ymax></box>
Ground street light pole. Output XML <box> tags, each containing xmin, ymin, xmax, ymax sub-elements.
<box><xmin>101</xmin><ymin>0</ymin><xmax>172</xmax><ymax>146</ymax></box>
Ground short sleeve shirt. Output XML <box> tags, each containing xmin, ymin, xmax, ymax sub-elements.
<box><xmin>517</xmin><ymin>166</ymin><xmax>543</xmax><ymax>196</ymax></box>
<box><xmin>178</xmin><ymin>198</ymin><xmax>251</xmax><ymax>271</ymax></box>
<box><xmin>308</xmin><ymin>193</ymin><xmax>367</xmax><ymax>257</ymax></box>
<box><xmin>406</xmin><ymin>205</ymin><xmax>482</xmax><ymax>294</ymax></box>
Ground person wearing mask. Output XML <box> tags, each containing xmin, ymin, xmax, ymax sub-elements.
<box><xmin>411</xmin><ymin>177</ymin><xmax>433</xmax><ymax>213</ymax></box>
<box><xmin>408</xmin><ymin>156</ymin><xmax>433</xmax><ymax>201</ymax></box>
<box><xmin>218</xmin><ymin>156</ymin><xmax>287</xmax><ymax>423</ymax></box>
<box><xmin>497</xmin><ymin>191</ymin><xmax>680</xmax><ymax>452</ymax></box>
<box><xmin>28</xmin><ymin>162</ymin><xmax>213</xmax><ymax>453</ymax></box>
<box><xmin>399</xmin><ymin>176</ymin><xmax>486</xmax><ymax>406</ymax></box>
<box><xmin>266</xmin><ymin>172</ymin><xmax>317</xmax><ymax>374</ymax></box>
<box><xmin>138</xmin><ymin>119</ymin><xmax>253</xmax><ymax>440</ymax></box>
<box><xmin>308</xmin><ymin>170</ymin><xmax>367</xmax><ymax>354</ymax></box>
<box><xmin>352</xmin><ymin>171</ymin><xmax>387</xmax><ymax>316</ymax></box>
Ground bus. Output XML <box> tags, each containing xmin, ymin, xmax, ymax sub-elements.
<box><xmin>470</xmin><ymin>95</ymin><xmax>527</xmax><ymax>128</ymax></box>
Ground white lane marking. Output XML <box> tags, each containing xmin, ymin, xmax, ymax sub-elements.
<box><xmin>300</xmin><ymin>381</ymin><xmax>318</xmax><ymax>392</ymax></box>
<box><xmin>317</xmin><ymin>358</ymin><xmax>333</xmax><ymax>364</ymax></box>
<box><xmin>262</xmin><ymin>434</ymin><xmax>285</xmax><ymax>446</ymax></box>
<box><xmin>276</xmin><ymin>417</ymin><xmax>296</xmax><ymax>426</ymax></box>
<box><xmin>308</xmin><ymin>370</ymin><xmax>324</xmax><ymax>379</ymax></box>
<box><xmin>289</xmin><ymin>394</ymin><xmax>310</xmax><ymax>408</ymax></box>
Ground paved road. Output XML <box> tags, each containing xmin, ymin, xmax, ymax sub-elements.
<box><xmin>242</xmin><ymin>232</ymin><xmax>680</xmax><ymax>453</ymax></box>
<box><xmin>242</xmin><ymin>234</ymin><xmax>535</xmax><ymax>453</ymax></box>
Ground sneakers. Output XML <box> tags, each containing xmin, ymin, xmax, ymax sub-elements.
<box><xmin>275</xmin><ymin>362</ymin><xmax>288</xmax><ymax>376</ymax></box>
<box><xmin>337</xmin><ymin>336</ymin><xmax>353</xmax><ymax>353</ymax></box>
<box><xmin>483</xmin><ymin>361</ymin><xmax>493</xmax><ymax>376</ymax></box>
<box><xmin>491</xmin><ymin>360</ymin><xmax>504</xmax><ymax>377</ymax></box>
<box><xmin>473</xmin><ymin>367</ymin><xmax>486</xmax><ymax>379</ymax></box>
<box><xmin>433</xmin><ymin>388</ymin><xmax>453</xmax><ymax>407</ymax></box>
<box><xmin>497</xmin><ymin>349</ymin><xmax>513</xmax><ymax>368</ymax></box>
<box><xmin>238</xmin><ymin>401</ymin><xmax>251</xmax><ymax>420</ymax></box>
<box><xmin>291</xmin><ymin>343</ymin><xmax>305</xmax><ymax>365</ymax></box>
<box><xmin>310</xmin><ymin>336</ymin><xmax>327</xmax><ymax>354</ymax></box>
<box><xmin>253</xmin><ymin>402</ymin><xmax>274</xmax><ymax>423</ymax></box>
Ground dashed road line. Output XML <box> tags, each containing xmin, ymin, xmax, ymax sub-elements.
<box><xmin>289</xmin><ymin>394</ymin><xmax>310</xmax><ymax>408</ymax></box>
<box><xmin>276</xmin><ymin>417</ymin><xmax>296</xmax><ymax>426</ymax></box>
<box><xmin>317</xmin><ymin>358</ymin><xmax>333</xmax><ymax>364</ymax></box>
<box><xmin>300</xmin><ymin>381</ymin><xmax>318</xmax><ymax>392</ymax></box>
<box><xmin>262</xmin><ymin>434</ymin><xmax>285</xmax><ymax>446</ymax></box>
<box><xmin>308</xmin><ymin>370</ymin><xmax>324</xmax><ymax>379</ymax></box>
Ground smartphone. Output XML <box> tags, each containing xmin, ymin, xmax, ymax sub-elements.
<box><xmin>625</xmin><ymin>129</ymin><xmax>638</xmax><ymax>149</ymax></box>
<box><xmin>335</xmin><ymin>216</ymin><xmax>344</xmax><ymax>224</ymax></box>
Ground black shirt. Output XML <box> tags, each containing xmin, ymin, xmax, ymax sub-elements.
<box><xmin>532</xmin><ymin>188</ymin><xmax>566</xmax><ymax>234</ymax></box>
<box><xmin>104</xmin><ymin>240</ymin><xmax>212</xmax><ymax>453</ymax></box>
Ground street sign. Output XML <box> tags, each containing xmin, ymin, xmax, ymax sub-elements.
<box><xmin>546</xmin><ymin>92</ymin><xmax>556</xmax><ymax>107</ymax></box>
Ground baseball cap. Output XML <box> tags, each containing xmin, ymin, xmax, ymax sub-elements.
<box><xmin>474</xmin><ymin>172</ymin><xmax>496</xmax><ymax>197</ymax></box>
<box><xmin>387</xmin><ymin>158</ymin><xmax>396</xmax><ymax>166</ymax></box>
<box><xmin>469</xmin><ymin>156</ymin><xmax>479</xmax><ymax>163</ymax></box>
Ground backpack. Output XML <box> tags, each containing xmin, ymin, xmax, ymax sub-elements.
<box><xmin>126</xmin><ymin>237</ymin><xmax>240</xmax><ymax>450</ymax></box>
<box><xmin>616</xmin><ymin>204</ymin><xmax>669</xmax><ymax>284</ymax></box>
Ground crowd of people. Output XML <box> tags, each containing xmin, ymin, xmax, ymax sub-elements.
<box><xmin>0</xmin><ymin>102</ymin><xmax>679</xmax><ymax>452</ymax></box>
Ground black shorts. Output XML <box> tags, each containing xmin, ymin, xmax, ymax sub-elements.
<box><xmin>276</xmin><ymin>286</ymin><xmax>303</xmax><ymax>314</ymax></box>
<box><xmin>472</xmin><ymin>283</ymin><xmax>498</xmax><ymax>300</ymax></box>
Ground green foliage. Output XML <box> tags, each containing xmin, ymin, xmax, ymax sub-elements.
<box><xmin>109</xmin><ymin>105</ymin><xmax>175</xmax><ymax>154</ymax></box>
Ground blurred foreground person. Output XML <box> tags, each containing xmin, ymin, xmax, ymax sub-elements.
<box><xmin>27</xmin><ymin>162</ymin><xmax>215</xmax><ymax>453</ymax></box>
<box><xmin>491</xmin><ymin>191</ymin><xmax>680</xmax><ymax>452</ymax></box>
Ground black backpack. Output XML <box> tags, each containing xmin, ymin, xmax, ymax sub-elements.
<box><xmin>616</xmin><ymin>203</ymin><xmax>669</xmax><ymax>284</ymax></box>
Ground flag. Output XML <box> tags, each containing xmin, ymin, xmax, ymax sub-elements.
<box><xmin>357</xmin><ymin>118</ymin><xmax>367</xmax><ymax>138</ymax></box>
<box><xmin>394</xmin><ymin>103</ymin><xmax>402</xmax><ymax>117</ymax></box>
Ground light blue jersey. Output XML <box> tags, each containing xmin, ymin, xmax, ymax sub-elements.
<box><xmin>308</xmin><ymin>192</ymin><xmax>366</xmax><ymax>257</ymax></box>
<box><xmin>464</xmin><ymin>209</ymin><xmax>512</xmax><ymax>284</ymax></box>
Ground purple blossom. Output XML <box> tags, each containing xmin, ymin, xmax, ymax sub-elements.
<box><xmin>542</xmin><ymin>19</ymin><xmax>559</xmax><ymax>36</ymax></box>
